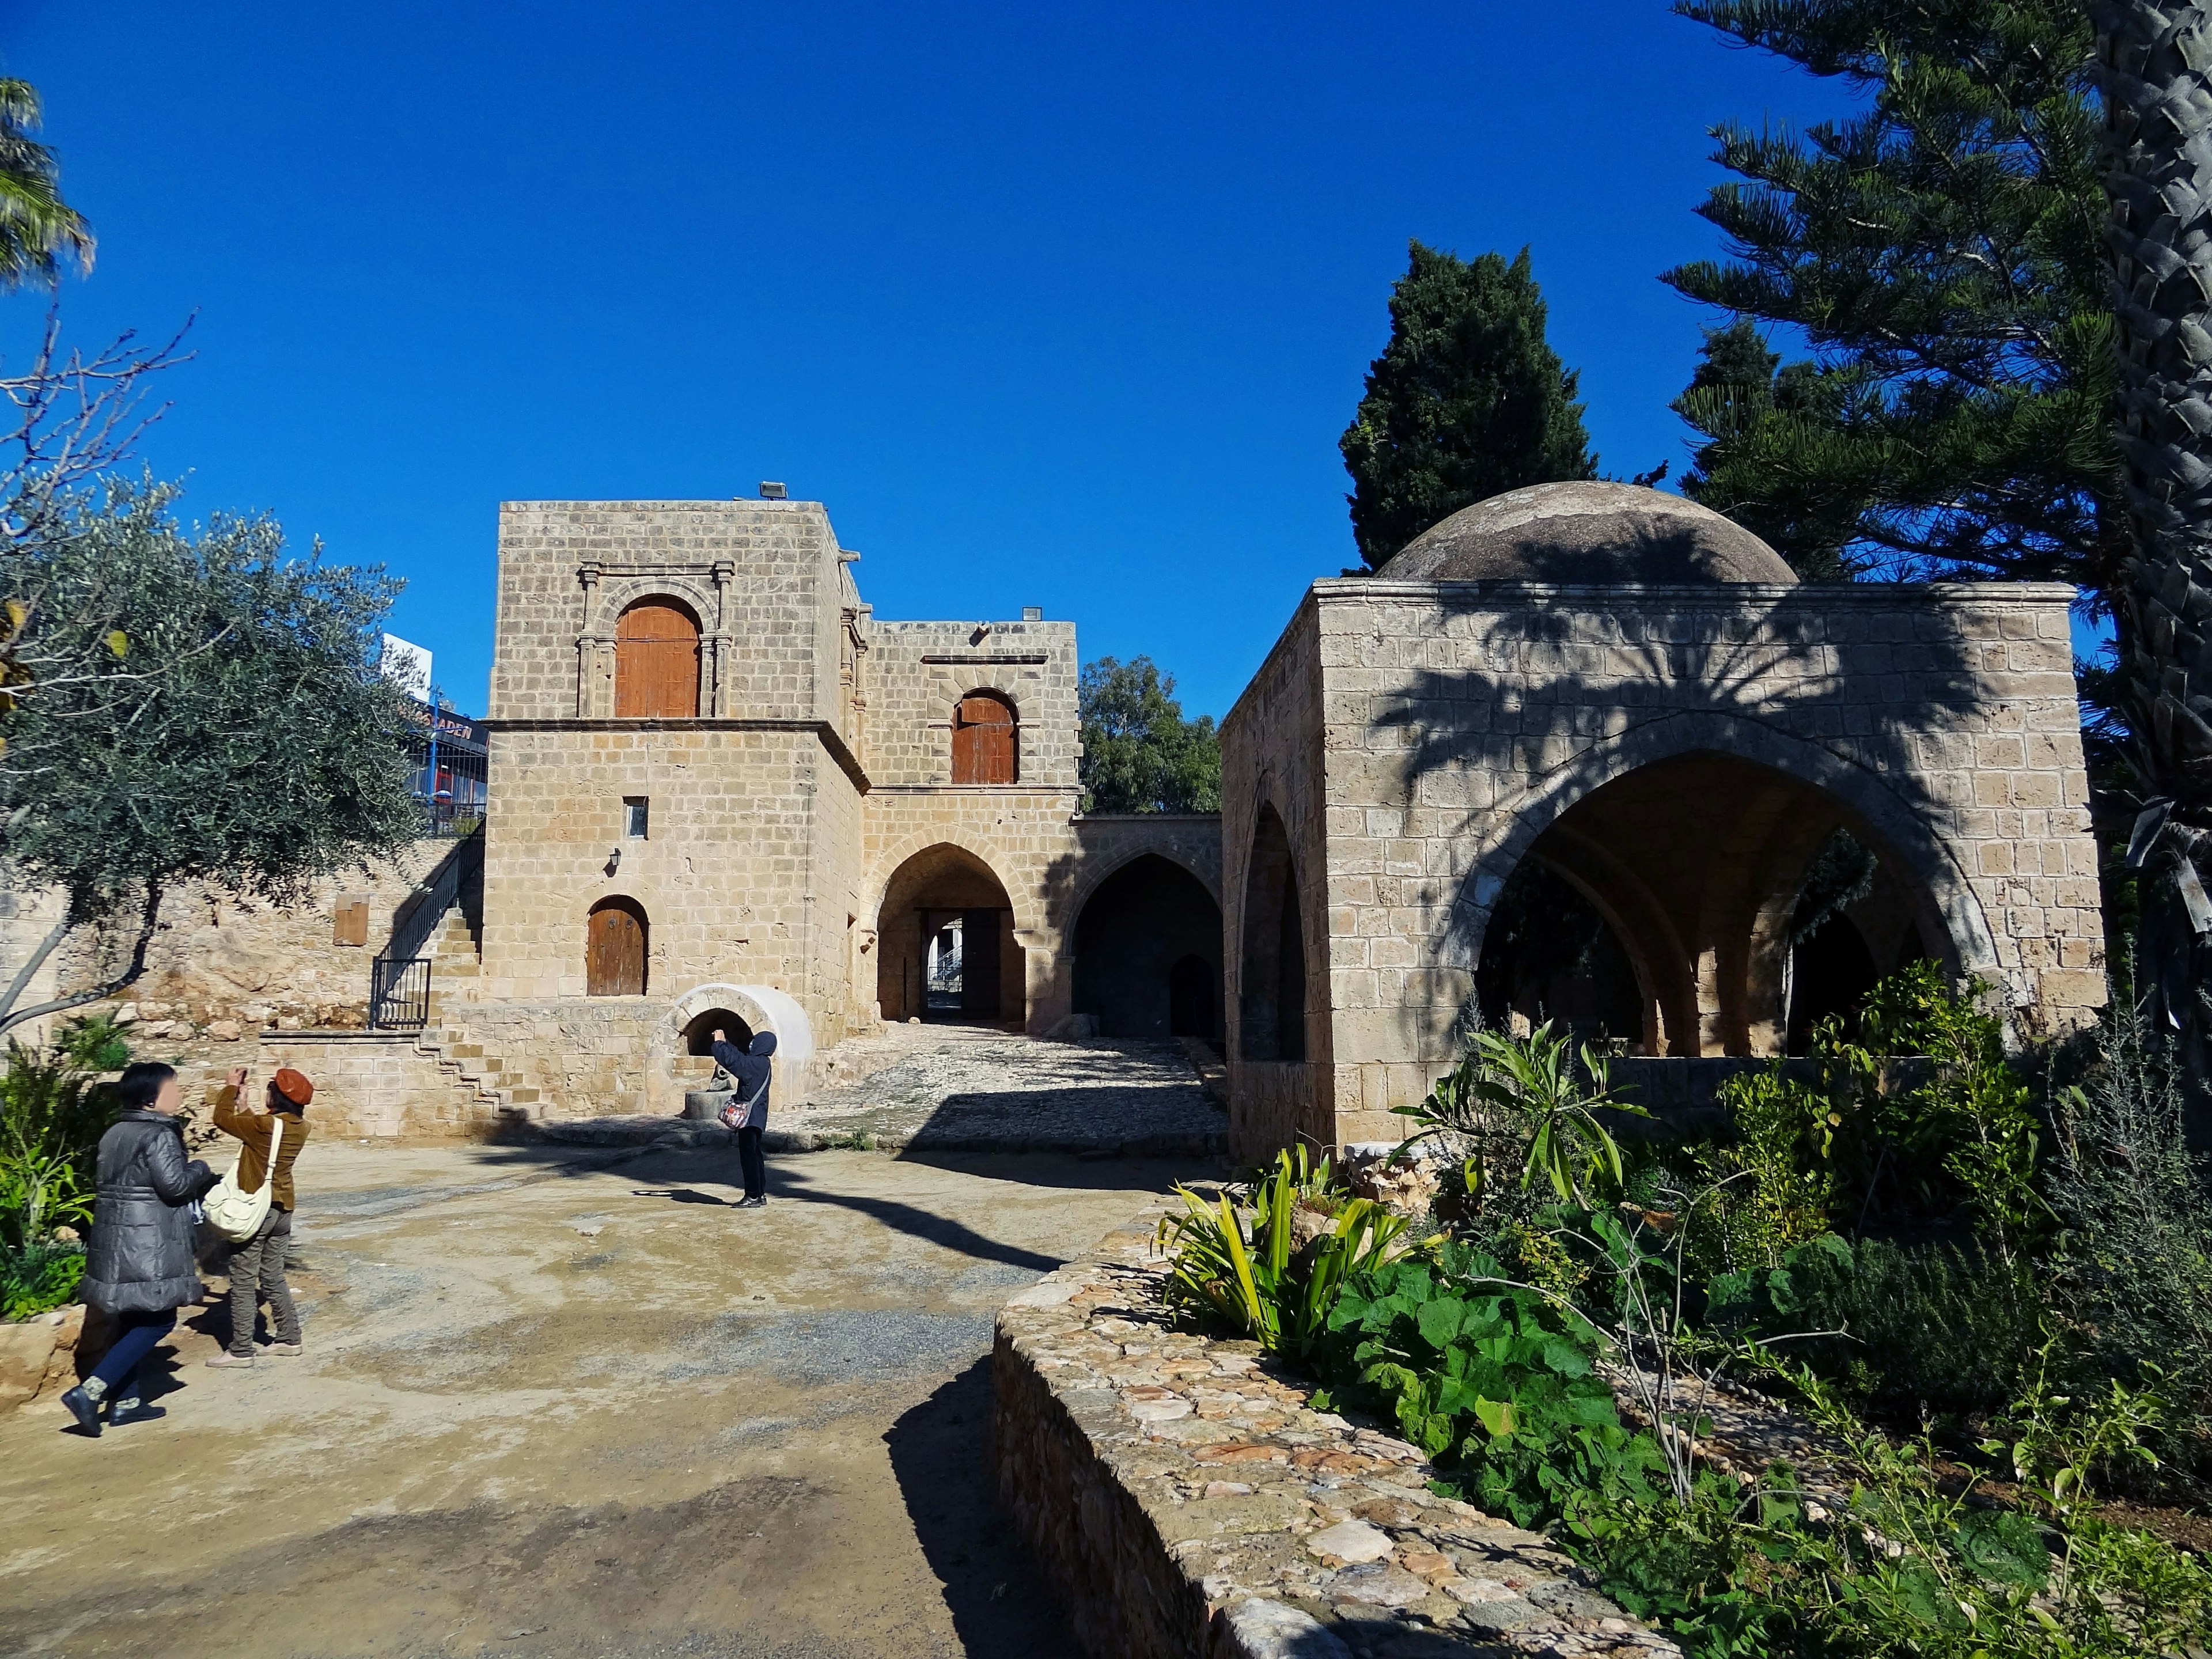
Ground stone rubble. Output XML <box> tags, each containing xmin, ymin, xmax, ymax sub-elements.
<box><xmin>994</xmin><ymin>1198</ymin><xmax>1683</xmax><ymax>1659</ymax></box>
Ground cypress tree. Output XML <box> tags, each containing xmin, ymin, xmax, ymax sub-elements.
<box><xmin>1340</xmin><ymin>243</ymin><xmax>1597</xmax><ymax>571</ymax></box>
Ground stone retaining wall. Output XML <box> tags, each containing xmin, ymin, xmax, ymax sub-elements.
<box><xmin>993</xmin><ymin>1203</ymin><xmax>1679</xmax><ymax>1659</ymax></box>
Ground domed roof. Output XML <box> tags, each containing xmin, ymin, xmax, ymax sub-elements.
<box><xmin>1374</xmin><ymin>481</ymin><xmax>1798</xmax><ymax>585</ymax></box>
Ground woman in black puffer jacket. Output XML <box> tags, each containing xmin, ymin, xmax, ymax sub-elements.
<box><xmin>61</xmin><ymin>1062</ymin><xmax>218</xmax><ymax>1435</ymax></box>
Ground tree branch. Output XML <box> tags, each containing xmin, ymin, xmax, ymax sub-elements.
<box><xmin>0</xmin><ymin>881</ymin><xmax>161</xmax><ymax>1037</ymax></box>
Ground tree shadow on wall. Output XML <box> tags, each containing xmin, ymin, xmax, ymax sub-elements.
<box><xmin>884</xmin><ymin>1356</ymin><xmax>1071</xmax><ymax>1657</ymax></box>
<box><xmin>1360</xmin><ymin>593</ymin><xmax>2004</xmax><ymax>1050</ymax></box>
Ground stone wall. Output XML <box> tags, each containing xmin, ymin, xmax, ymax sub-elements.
<box><xmin>994</xmin><ymin>1204</ymin><xmax>1677</xmax><ymax>1659</ymax></box>
<box><xmin>859</xmin><ymin>616</ymin><xmax>1081</xmax><ymax>788</ymax></box>
<box><xmin>3</xmin><ymin>841</ymin><xmax>450</xmax><ymax>1056</ymax></box>
<box><xmin>491</xmin><ymin>499</ymin><xmax>850</xmax><ymax>727</ymax></box>
<box><xmin>1221</xmin><ymin>579</ymin><xmax>2106</xmax><ymax>1152</ymax></box>
<box><xmin>251</xmin><ymin>1029</ymin><xmax>495</xmax><ymax>1138</ymax></box>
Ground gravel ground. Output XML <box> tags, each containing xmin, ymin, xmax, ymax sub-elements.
<box><xmin>0</xmin><ymin>1138</ymin><xmax>1214</xmax><ymax>1658</ymax></box>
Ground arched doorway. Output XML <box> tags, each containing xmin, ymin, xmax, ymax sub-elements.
<box><xmin>874</xmin><ymin>844</ymin><xmax>1023</xmax><ymax>1025</ymax></box>
<box><xmin>680</xmin><ymin>1007</ymin><xmax>754</xmax><ymax>1056</ymax></box>
<box><xmin>1237</xmin><ymin>805</ymin><xmax>1306</xmax><ymax>1062</ymax></box>
<box><xmin>615</xmin><ymin>597</ymin><xmax>702</xmax><ymax>718</ymax></box>
<box><xmin>1069</xmin><ymin>855</ymin><xmax>1223</xmax><ymax>1040</ymax></box>
<box><xmin>1474</xmin><ymin>858</ymin><xmax>1643</xmax><ymax>1044</ymax></box>
<box><xmin>586</xmin><ymin>897</ymin><xmax>649</xmax><ymax>997</ymax></box>
<box><xmin>1474</xmin><ymin>752</ymin><xmax>1945</xmax><ymax>1058</ymax></box>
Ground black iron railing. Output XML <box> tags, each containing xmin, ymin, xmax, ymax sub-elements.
<box><xmin>369</xmin><ymin>955</ymin><xmax>431</xmax><ymax>1031</ymax></box>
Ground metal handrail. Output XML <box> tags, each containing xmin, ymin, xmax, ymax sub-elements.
<box><xmin>369</xmin><ymin>956</ymin><xmax>431</xmax><ymax>1031</ymax></box>
<box><xmin>386</xmin><ymin>823</ymin><xmax>485</xmax><ymax>964</ymax></box>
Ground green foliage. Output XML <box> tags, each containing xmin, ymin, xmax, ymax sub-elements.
<box><xmin>0</xmin><ymin>1013</ymin><xmax>123</xmax><ymax>1252</ymax></box>
<box><xmin>1340</xmin><ymin>243</ymin><xmax>1596</xmax><ymax>571</ymax></box>
<box><xmin>1155</xmin><ymin>1147</ymin><xmax>1410</xmax><ymax>1359</ymax></box>
<box><xmin>1706</xmin><ymin>1233</ymin><xmax>2041</xmax><ymax>1417</ymax></box>
<box><xmin>1396</xmin><ymin>1021</ymin><xmax>1643</xmax><ymax>1213</ymax></box>
<box><xmin>1327</xmin><ymin>1245</ymin><xmax>1672</xmax><ymax>1529</ymax></box>
<box><xmin>1668</xmin><ymin>2</ymin><xmax>2115</xmax><ymax>591</ymax></box>
<box><xmin>0</xmin><ymin>78</ymin><xmax>93</xmax><ymax>290</ymax></box>
<box><xmin>2047</xmin><ymin>1013</ymin><xmax>2212</xmax><ymax>1437</ymax></box>
<box><xmin>0</xmin><ymin>1014</ymin><xmax>118</xmax><ymax>1320</ymax></box>
<box><xmin>1699</xmin><ymin>964</ymin><xmax>2044</xmax><ymax>1262</ymax></box>
<box><xmin>1569</xmin><ymin>1338</ymin><xmax>2208</xmax><ymax>1658</ymax></box>
<box><xmin>1</xmin><ymin>1235</ymin><xmax>82</xmax><ymax>1321</ymax></box>
<box><xmin>0</xmin><ymin>479</ymin><xmax>422</xmax><ymax>1031</ymax></box>
<box><xmin>1075</xmin><ymin>656</ymin><xmax>1219</xmax><ymax>814</ymax></box>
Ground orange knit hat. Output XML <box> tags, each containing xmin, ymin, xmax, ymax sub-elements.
<box><xmin>271</xmin><ymin>1067</ymin><xmax>315</xmax><ymax>1108</ymax></box>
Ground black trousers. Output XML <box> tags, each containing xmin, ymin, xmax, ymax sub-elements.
<box><xmin>736</xmin><ymin>1126</ymin><xmax>766</xmax><ymax>1200</ymax></box>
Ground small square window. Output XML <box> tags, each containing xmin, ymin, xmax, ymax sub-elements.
<box><xmin>623</xmin><ymin>797</ymin><xmax>649</xmax><ymax>839</ymax></box>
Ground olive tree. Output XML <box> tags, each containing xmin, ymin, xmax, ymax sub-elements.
<box><xmin>0</xmin><ymin>480</ymin><xmax>422</xmax><ymax>1035</ymax></box>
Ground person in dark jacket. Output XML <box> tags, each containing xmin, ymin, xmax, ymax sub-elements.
<box><xmin>708</xmin><ymin>1029</ymin><xmax>776</xmax><ymax>1207</ymax></box>
<box><xmin>60</xmin><ymin>1062</ymin><xmax>218</xmax><ymax>1435</ymax></box>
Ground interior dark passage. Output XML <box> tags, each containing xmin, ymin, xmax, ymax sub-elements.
<box><xmin>875</xmin><ymin>844</ymin><xmax>1024</xmax><ymax>1025</ymax></box>
<box><xmin>1477</xmin><ymin>751</ymin><xmax>1946</xmax><ymax>1059</ymax></box>
<box><xmin>681</xmin><ymin>1008</ymin><xmax>755</xmax><ymax>1056</ymax></box>
<box><xmin>1474</xmin><ymin>859</ymin><xmax>1643</xmax><ymax>1045</ymax></box>
<box><xmin>1237</xmin><ymin>805</ymin><xmax>1308</xmax><ymax>1062</ymax></box>
<box><xmin>1070</xmin><ymin>856</ymin><xmax>1224</xmax><ymax>1040</ymax></box>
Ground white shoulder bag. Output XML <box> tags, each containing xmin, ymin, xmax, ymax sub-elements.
<box><xmin>204</xmin><ymin>1114</ymin><xmax>284</xmax><ymax>1244</ymax></box>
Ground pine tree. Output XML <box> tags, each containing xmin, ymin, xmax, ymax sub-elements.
<box><xmin>1340</xmin><ymin>243</ymin><xmax>1596</xmax><ymax>571</ymax></box>
<box><xmin>1673</xmin><ymin>320</ymin><xmax>1859</xmax><ymax>578</ymax></box>
<box><xmin>1666</xmin><ymin>2</ymin><xmax>2118</xmax><ymax>588</ymax></box>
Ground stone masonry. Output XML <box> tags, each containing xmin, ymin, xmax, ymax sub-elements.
<box><xmin>1221</xmin><ymin>574</ymin><xmax>2105</xmax><ymax>1154</ymax></box>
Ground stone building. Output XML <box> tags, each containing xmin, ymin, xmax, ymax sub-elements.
<box><xmin>1220</xmin><ymin>483</ymin><xmax>2107</xmax><ymax>1155</ymax></box>
<box><xmin>6</xmin><ymin>481</ymin><xmax>2107</xmax><ymax>1148</ymax></box>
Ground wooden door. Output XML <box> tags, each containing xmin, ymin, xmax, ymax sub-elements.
<box><xmin>587</xmin><ymin>902</ymin><xmax>646</xmax><ymax>995</ymax></box>
<box><xmin>615</xmin><ymin>601</ymin><xmax>701</xmax><ymax>717</ymax></box>
<box><xmin>951</xmin><ymin>695</ymin><xmax>1016</xmax><ymax>783</ymax></box>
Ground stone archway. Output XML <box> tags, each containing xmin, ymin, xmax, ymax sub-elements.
<box><xmin>1068</xmin><ymin>854</ymin><xmax>1224</xmax><ymax>1040</ymax></box>
<box><xmin>872</xmin><ymin>844</ymin><xmax>1025</xmax><ymax>1025</ymax></box>
<box><xmin>1467</xmin><ymin>748</ymin><xmax>1965</xmax><ymax>1058</ymax></box>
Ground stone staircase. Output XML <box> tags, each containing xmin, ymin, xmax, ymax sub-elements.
<box><xmin>405</xmin><ymin>910</ymin><xmax>536</xmax><ymax>1128</ymax></box>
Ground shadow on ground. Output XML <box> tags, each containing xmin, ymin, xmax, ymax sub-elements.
<box><xmin>884</xmin><ymin>1356</ymin><xmax>1067</xmax><ymax>1657</ymax></box>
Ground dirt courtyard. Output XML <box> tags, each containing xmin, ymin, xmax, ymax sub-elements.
<box><xmin>0</xmin><ymin>1139</ymin><xmax>1205</xmax><ymax>1658</ymax></box>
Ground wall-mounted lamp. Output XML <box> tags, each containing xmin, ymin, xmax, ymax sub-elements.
<box><xmin>605</xmin><ymin>847</ymin><xmax>622</xmax><ymax>877</ymax></box>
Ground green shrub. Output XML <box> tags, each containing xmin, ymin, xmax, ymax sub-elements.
<box><xmin>2047</xmin><ymin>1013</ymin><xmax>2212</xmax><ymax>1443</ymax></box>
<box><xmin>0</xmin><ymin>1014</ymin><xmax>124</xmax><ymax>1272</ymax></box>
<box><xmin>1703</xmin><ymin>1233</ymin><xmax>2040</xmax><ymax>1418</ymax></box>
<box><xmin>1155</xmin><ymin>1146</ymin><xmax>1410</xmax><ymax>1359</ymax></box>
<box><xmin>1322</xmin><ymin>1244</ymin><xmax>1672</xmax><ymax>1529</ymax></box>
<box><xmin>0</xmin><ymin>1236</ymin><xmax>83</xmax><ymax>1320</ymax></box>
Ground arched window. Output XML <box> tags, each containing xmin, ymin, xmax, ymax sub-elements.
<box><xmin>1238</xmin><ymin>804</ymin><xmax>1305</xmax><ymax>1062</ymax></box>
<box><xmin>615</xmin><ymin>599</ymin><xmax>701</xmax><ymax>718</ymax></box>
<box><xmin>951</xmin><ymin>691</ymin><xmax>1017</xmax><ymax>784</ymax></box>
<box><xmin>586</xmin><ymin>897</ymin><xmax>649</xmax><ymax>996</ymax></box>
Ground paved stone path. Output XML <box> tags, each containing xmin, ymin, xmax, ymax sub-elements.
<box><xmin>0</xmin><ymin>1135</ymin><xmax>1215</xmax><ymax>1658</ymax></box>
<box><xmin>541</xmin><ymin>1030</ymin><xmax>1230</xmax><ymax>1157</ymax></box>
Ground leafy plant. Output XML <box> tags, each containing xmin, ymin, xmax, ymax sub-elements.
<box><xmin>0</xmin><ymin>1012</ymin><xmax>124</xmax><ymax>1255</ymax></box>
<box><xmin>0</xmin><ymin>1234</ymin><xmax>82</xmax><ymax>1321</ymax></box>
<box><xmin>1706</xmin><ymin>1233</ymin><xmax>2040</xmax><ymax>1419</ymax></box>
<box><xmin>1396</xmin><ymin>1021</ymin><xmax>1645</xmax><ymax>1212</ymax></box>
<box><xmin>1325</xmin><ymin>1244</ymin><xmax>1672</xmax><ymax>1529</ymax></box>
<box><xmin>1155</xmin><ymin>1147</ymin><xmax>1410</xmax><ymax>1359</ymax></box>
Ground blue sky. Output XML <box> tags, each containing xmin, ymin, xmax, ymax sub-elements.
<box><xmin>9</xmin><ymin>1</ymin><xmax>1861</xmax><ymax>719</ymax></box>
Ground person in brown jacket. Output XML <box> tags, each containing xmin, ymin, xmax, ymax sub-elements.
<box><xmin>205</xmin><ymin>1065</ymin><xmax>313</xmax><ymax>1367</ymax></box>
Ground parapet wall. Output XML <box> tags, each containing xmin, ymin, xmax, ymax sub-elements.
<box><xmin>993</xmin><ymin>1203</ymin><xmax>1677</xmax><ymax>1659</ymax></box>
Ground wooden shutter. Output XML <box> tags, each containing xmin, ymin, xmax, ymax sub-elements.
<box><xmin>587</xmin><ymin>903</ymin><xmax>647</xmax><ymax>996</ymax></box>
<box><xmin>615</xmin><ymin>601</ymin><xmax>701</xmax><ymax>718</ymax></box>
<box><xmin>951</xmin><ymin>695</ymin><xmax>1016</xmax><ymax>784</ymax></box>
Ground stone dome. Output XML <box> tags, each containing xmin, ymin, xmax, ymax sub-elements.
<box><xmin>1374</xmin><ymin>481</ymin><xmax>1798</xmax><ymax>585</ymax></box>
